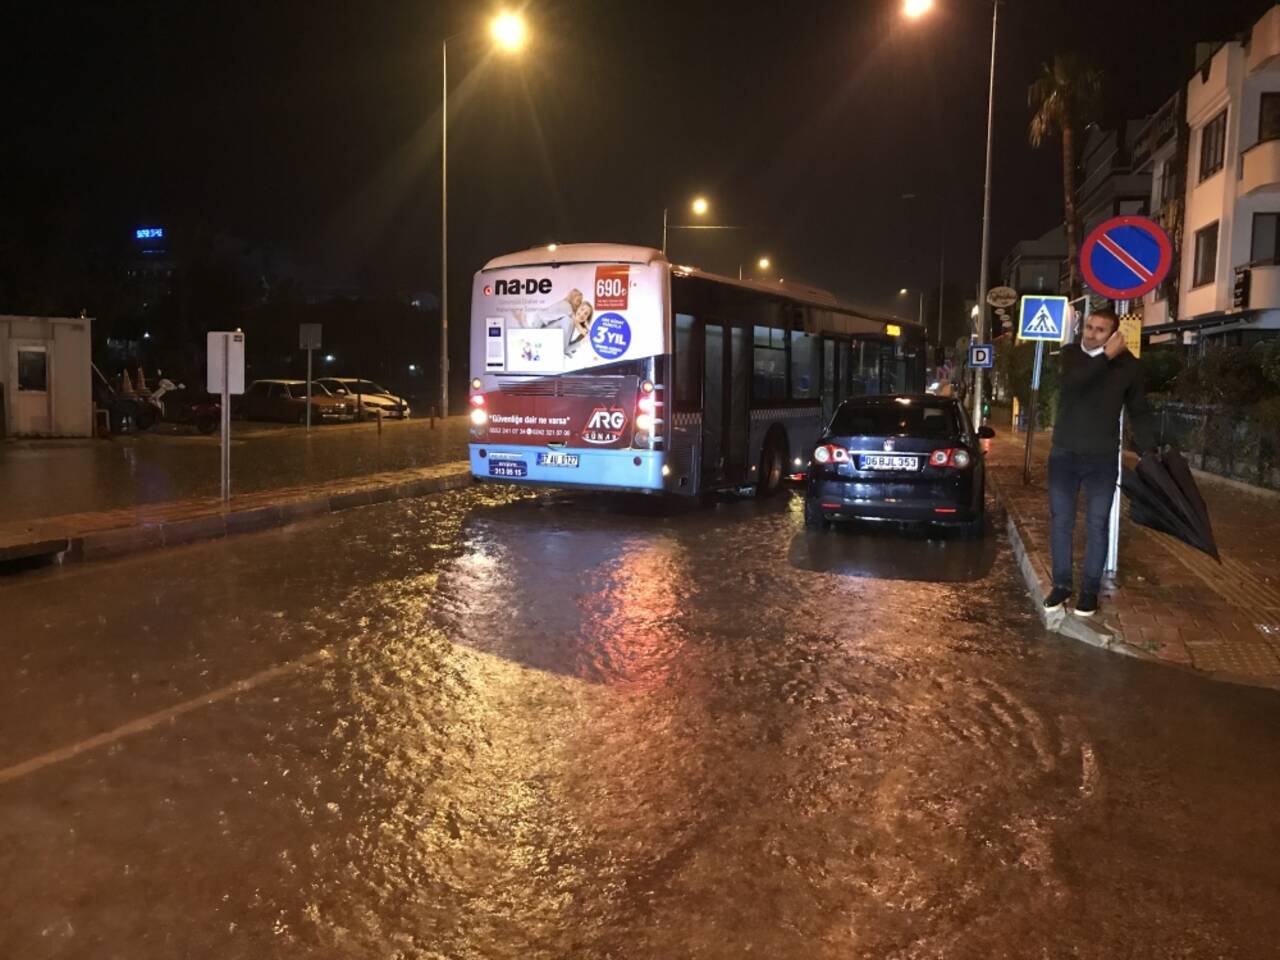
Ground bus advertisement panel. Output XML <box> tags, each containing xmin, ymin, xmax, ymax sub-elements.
<box><xmin>472</xmin><ymin>261</ymin><xmax>666</xmax><ymax>376</ymax></box>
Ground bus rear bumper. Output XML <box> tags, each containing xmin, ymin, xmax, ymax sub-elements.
<box><xmin>469</xmin><ymin>444</ymin><xmax>665</xmax><ymax>491</ymax></box>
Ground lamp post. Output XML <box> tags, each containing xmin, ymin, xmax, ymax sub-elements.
<box><xmin>440</xmin><ymin>12</ymin><xmax>526</xmax><ymax>419</ymax></box>
<box><xmin>905</xmin><ymin>0</ymin><xmax>998</xmax><ymax>427</ymax></box>
<box><xmin>661</xmin><ymin>196</ymin><xmax>742</xmax><ymax>256</ymax></box>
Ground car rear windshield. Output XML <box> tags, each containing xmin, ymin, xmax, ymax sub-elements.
<box><xmin>829</xmin><ymin>401</ymin><xmax>960</xmax><ymax>438</ymax></box>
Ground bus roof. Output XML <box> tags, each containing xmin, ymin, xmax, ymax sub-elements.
<box><xmin>479</xmin><ymin>242</ymin><xmax>918</xmax><ymax>329</ymax></box>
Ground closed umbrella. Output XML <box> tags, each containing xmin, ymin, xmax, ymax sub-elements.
<box><xmin>1121</xmin><ymin>447</ymin><xmax>1220</xmax><ymax>561</ymax></box>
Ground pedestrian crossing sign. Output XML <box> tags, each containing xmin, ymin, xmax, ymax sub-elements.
<box><xmin>1017</xmin><ymin>295</ymin><xmax>1070</xmax><ymax>343</ymax></box>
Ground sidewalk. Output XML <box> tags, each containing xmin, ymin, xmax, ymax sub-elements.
<box><xmin>987</xmin><ymin>419</ymin><xmax>1280</xmax><ymax>690</ymax></box>
<box><xmin>0</xmin><ymin>461</ymin><xmax>472</xmax><ymax>566</ymax></box>
<box><xmin>0</xmin><ymin>416</ymin><xmax>470</xmax><ymax>522</ymax></box>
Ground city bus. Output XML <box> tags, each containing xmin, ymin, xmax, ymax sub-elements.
<box><xmin>467</xmin><ymin>243</ymin><xmax>926</xmax><ymax>496</ymax></box>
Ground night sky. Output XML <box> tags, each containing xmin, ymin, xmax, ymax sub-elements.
<box><xmin>3</xmin><ymin>0</ymin><xmax>1272</xmax><ymax>318</ymax></box>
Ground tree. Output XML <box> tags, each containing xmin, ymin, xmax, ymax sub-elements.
<box><xmin>1028</xmin><ymin>55</ymin><xmax>1104</xmax><ymax>297</ymax></box>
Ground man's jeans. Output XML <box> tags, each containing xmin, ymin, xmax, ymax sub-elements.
<box><xmin>1048</xmin><ymin>447</ymin><xmax>1118</xmax><ymax>596</ymax></box>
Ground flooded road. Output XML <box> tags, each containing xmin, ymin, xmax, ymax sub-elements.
<box><xmin>2</xmin><ymin>485</ymin><xmax>1278</xmax><ymax>958</ymax></box>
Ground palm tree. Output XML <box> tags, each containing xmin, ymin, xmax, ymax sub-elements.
<box><xmin>1028</xmin><ymin>55</ymin><xmax>1104</xmax><ymax>296</ymax></box>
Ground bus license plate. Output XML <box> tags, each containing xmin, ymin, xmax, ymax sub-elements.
<box><xmin>536</xmin><ymin>452</ymin><xmax>580</xmax><ymax>468</ymax></box>
<box><xmin>488</xmin><ymin>454</ymin><xmax>528</xmax><ymax>478</ymax></box>
<box><xmin>860</xmin><ymin>454</ymin><xmax>918</xmax><ymax>471</ymax></box>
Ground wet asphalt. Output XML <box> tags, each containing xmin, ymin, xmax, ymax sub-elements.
<box><xmin>0</xmin><ymin>417</ymin><xmax>470</xmax><ymax>521</ymax></box>
<box><xmin>1</xmin><ymin>484</ymin><xmax>1279</xmax><ymax>959</ymax></box>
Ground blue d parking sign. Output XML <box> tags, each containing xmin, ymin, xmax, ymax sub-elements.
<box><xmin>589</xmin><ymin>312</ymin><xmax>631</xmax><ymax>360</ymax></box>
<box><xmin>969</xmin><ymin>344</ymin><xmax>994</xmax><ymax>368</ymax></box>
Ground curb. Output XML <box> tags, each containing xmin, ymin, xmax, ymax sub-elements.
<box><xmin>15</xmin><ymin>470</ymin><xmax>473</xmax><ymax>568</ymax></box>
<box><xmin>990</xmin><ymin>469</ymin><xmax>1280</xmax><ymax>692</ymax></box>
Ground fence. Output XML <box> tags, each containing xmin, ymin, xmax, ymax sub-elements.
<box><xmin>1152</xmin><ymin>401</ymin><xmax>1280</xmax><ymax>491</ymax></box>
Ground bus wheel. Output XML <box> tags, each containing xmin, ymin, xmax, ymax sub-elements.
<box><xmin>756</xmin><ymin>428</ymin><xmax>787</xmax><ymax>497</ymax></box>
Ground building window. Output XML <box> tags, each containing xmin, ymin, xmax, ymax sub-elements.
<box><xmin>1252</xmin><ymin>212</ymin><xmax>1280</xmax><ymax>265</ymax></box>
<box><xmin>1261</xmin><ymin>93</ymin><xmax>1280</xmax><ymax>142</ymax></box>
<box><xmin>17</xmin><ymin>349</ymin><xmax>48</xmax><ymax>392</ymax></box>
<box><xmin>1193</xmin><ymin>222</ymin><xmax>1219</xmax><ymax>287</ymax></box>
<box><xmin>1199</xmin><ymin>110</ymin><xmax>1227</xmax><ymax>181</ymax></box>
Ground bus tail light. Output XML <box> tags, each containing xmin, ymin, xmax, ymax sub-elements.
<box><xmin>469</xmin><ymin>393</ymin><xmax>486</xmax><ymax>407</ymax></box>
<box><xmin>470</xmin><ymin>407</ymin><xmax>488</xmax><ymax>426</ymax></box>
<box><xmin>635</xmin><ymin>413</ymin><xmax>653</xmax><ymax>432</ymax></box>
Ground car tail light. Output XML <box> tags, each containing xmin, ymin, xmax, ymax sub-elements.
<box><xmin>813</xmin><ymin>444</ymin><xmax>849</xmax><ymax>464</ymax></box>
<box><xmin>929</xmin><ymin>448</ymin><xmax>972</xmax><ymax>468</ymax></box>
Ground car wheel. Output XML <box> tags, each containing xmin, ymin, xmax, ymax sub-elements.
<box><xmin>196</xmin><ymin>415</ymin><xmax>217</xmax><ymax>434</ymax></box>
<box><xmin>756</xmin><ymin>428</ymin><xmax>787</xmax><ymax>497</ymax></box>
<box><xmin>803</xmin><ymin>496</ymin><xmax>829</xmax><ymax>529</ymax></box>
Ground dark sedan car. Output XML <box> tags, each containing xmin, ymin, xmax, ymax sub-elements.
<box><xmin>804</xmin><ymin>395</ymin><xmax>994</xmax><ymax>534</ymax></box>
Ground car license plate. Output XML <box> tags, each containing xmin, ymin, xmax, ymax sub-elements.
<box><xmin>859</xmin><ymin>454</ymin><xmax>919</xmax><ymax>471</ymax></box>
<box><xmin>536</xmin><ymin>452</ymin><xmax>580</xmax><ymax>468</ymax></box>
<box><xmin>488</xmin><ymin>454</ymin><xmax>527</xmax><ymax>478</ymax></box>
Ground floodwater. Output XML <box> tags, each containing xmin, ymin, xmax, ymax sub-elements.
<box><xmin>1</xmin><ymin>485</ymin><xmax>1278</xmax><ymax>959</ymax></box>
<box><xmin>0</xmin><ymin>416</ymin><xmax>470</xmax><ymax>521</ymax></box>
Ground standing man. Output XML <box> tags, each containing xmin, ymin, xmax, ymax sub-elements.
<box><xmin>1042</xmin><ymin>308</ymin><xmax>1156</xmax><ymax>618</ymax></box>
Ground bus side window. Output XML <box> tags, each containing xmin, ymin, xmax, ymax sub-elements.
<box><xmin>789</xmin><ymin>331</ymin><xmax>820</xmax><ymax>400</ymax></box>
<box><xmin>752</xmin><ymin>324</ymin><xmax>786</xmax><ymax>400</ymax></box>
<box><xmin>674</xmin><ymin>313</ymin><xmax>698</xmax><ymax>411</ymax></box>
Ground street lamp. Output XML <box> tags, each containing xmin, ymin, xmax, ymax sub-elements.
<box><xmin>899</xmin><ymin>287</ymin><xmax>925</xmax><ymax>326</ymax></box>
<box><xmin>440</xmin><ymin>12</ymin><xmax>527</xmax><ymax>419</ymax></box>
<box><xmin>663</xmin><ymin>195</ymin><xmax>730</xmax><ymax>253</ymax></box>
<box><xmin>906</xmin><ymin>0</ymin><xmax>997</xmax><ymax>428</ymax></box>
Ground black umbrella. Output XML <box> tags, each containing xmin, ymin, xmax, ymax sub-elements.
<box><xmin>1121</xmin><ymin>447</ymin><xmax>1220</xmax><ymax>561</ymax></box>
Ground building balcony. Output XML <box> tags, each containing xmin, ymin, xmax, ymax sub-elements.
<box><xmin>1244</xmin><ymin>262</ymin><xmax>1280</xmax><ymax>310</ymax></box>
<box><xmin>1247</xmin><ymin>5</ymin><xmax>1280</xmax><ymax>73</ymax></box>
<box><xmin>1240</xmin><ymin>139</ymin><xmax>1280</xmax><ymax>194</ymax></box>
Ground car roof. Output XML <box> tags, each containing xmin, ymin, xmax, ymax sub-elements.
<box><xmin>837</xmin><ymin>394</ymin><xmax>957</xmax><ymax>407</ymax></box>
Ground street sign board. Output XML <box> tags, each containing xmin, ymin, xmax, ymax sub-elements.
<box><xmin>206</xmin><ymin>331</ymin><xmax>245</xmax><ymax>394</ymax></box>
<box><xmin>1118</xmin><ymin>314</ymin><xmax>1143</xmax><ymax>359</ymax></box>
<box><xmin>1080</xmin><ymin>215</ymin><xmax>1173</xmax><ymax>300</ymax></box>
<box><xmin>1017</xmin><ymin>295</ymin><xmax>1069</xmax><ymax>343</ymax></box>
<box><xmin>299</xmin><ymin>323</ymin><xmax>322</xmax><ymax>350</ymax></box>
<box><xmin>968</xmin><ymin>343</ymin><xmax>994</xmax><ymax>368</ymax></box>
<box><xmin>987</xmin><ymin>286</ymin><xmax>1018</xmax><ymax>309</ymax></box>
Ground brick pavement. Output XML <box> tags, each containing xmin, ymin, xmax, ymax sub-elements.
<box><xmin>988</xmin><ymin>421</ymin><xmax>1280</xmax><ymax>690</ymax></box>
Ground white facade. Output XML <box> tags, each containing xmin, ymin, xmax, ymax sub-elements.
<box><xmin>0</xmin><ymin>316</ymin><xmax>94</xmax><ymax>438</ymax></box>
<box><xmin>1181</xmin><ymin>6</ymin><xmax>1280</xmax><ymax>339</ymax></box>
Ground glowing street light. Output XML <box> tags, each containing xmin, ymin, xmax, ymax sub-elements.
<box><xmin>899</xmin><ymin>287</ymin><xmax>909</xmax><ymax>296</ymax></box>
<box><xmin>440</xmin><ymin>13</ymin><xmax>528</xmax><ymax>419</ymax></box>
<box><xmin>758</xmin><ymin>257</ymin><xmax>771</xmax><ymax>271</ymax></box>
<box><xmin>691</xmin><ymin>196</ymin><xmax>709</xmax><ymax>217</ymax></box>
<box><xmin>906</xmin><ymin>0</ymin><xmax>998</xmax><ymax>428</ymax></box>
<box><xmin>490</xmin><ymin>11</ymin><xmax>527</xmax><ymax>51</ymax></box>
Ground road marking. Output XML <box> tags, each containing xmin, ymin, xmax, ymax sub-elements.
<box><xmin>0</xmin><ymin>647</ymin><xmax>334</xmax><ymax>786</ymax></box>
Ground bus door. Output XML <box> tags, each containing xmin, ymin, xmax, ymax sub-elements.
<box><xmin>700</xmin><ymin>321</ymin><xmax>751</xmax><ymax>486</ymax></box>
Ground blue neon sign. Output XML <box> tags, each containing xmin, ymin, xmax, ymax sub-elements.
<box><xmin>135</xmin><ymin>227</ymin><xmax>164</xmax><ymax>240</ymax></box>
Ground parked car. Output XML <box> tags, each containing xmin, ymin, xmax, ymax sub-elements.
<box><xmin>804</xmin><ymin>394</ymin><xmax>994</xmax><ymax>535</ymax></box>
<box><xmin>239</xmin><ymin>380</ymin><xmax>355</xmax><ymax>424</ymax></box>
<box><xmin>315</xmin><ymin>378</ymin><xmax>411</xmax><ymax>419</ymax></box>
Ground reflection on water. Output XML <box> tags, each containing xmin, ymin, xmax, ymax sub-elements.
<box><xmin>789</xmin><ymin>513</ymin><xmax>1000</xmax><ymax>583</ymax></box>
